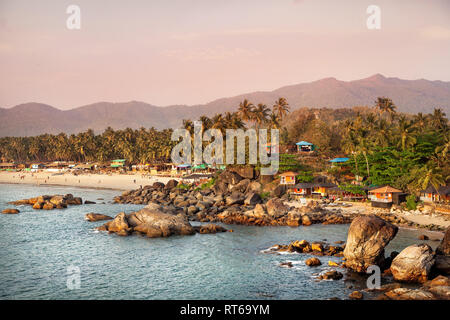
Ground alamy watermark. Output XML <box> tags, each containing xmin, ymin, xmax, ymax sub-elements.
<box><xmin>171</xmin><ymin>121</ymin><xmax>279</xmax><ymax>175</ymax></box>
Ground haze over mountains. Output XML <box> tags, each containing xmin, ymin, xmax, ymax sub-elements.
<box><xmin>1</xmin><ymin>74</ymin><xmax>449</xmax><ymax>137</ymax></box>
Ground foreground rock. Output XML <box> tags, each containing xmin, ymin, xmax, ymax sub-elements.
<box><xmin>193</xmin><ymin>224</ymin><xmax>228</xmax><ymax>234</ymax></box>
<box><xmin>390</xmin><ymin>244</ymin><xmax>435</xmax><ymax>283</ymax></box>
<box><xmin>98</xmin><ymin>204</ymin><xmax>196</xmax><ymax>238</ymax></box>
<box><xmin>305</xmin><ymin>257</ymin><xmax>322</xmax><ymax>266</ymax></box>
<box><xmin>264</xmin><ymin>239</ymin><xmax>344</xmax><ymax>257</ymax></box>
<box><xmin>318</xmin><ymin>270</ymin><xmax>343</xmax><ymax>280</ymax></box>
<box><xmin>344</xmin><ymin>215</ymin><xmax>398</xmax><ymax>273</ymax></box>
<box><xmin>436</xmin><ymin>227</ymin><xmax>450</xmax><ymax>256</ymax></box>
<box><xmin>2</xmin><ymin>208</ymin><xmax>19</xmax><ymax>214</ymax></box>
<box><xmin>85</xmin><ymin>213</ymin><xmax>113</xmax><ymax>222</ymax></box>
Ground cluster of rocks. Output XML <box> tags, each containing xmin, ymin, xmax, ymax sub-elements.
<box><xmin>113</xmin><ymin>170</ymin><xmax>353</xmax><ymax>228</ymax></box>
<box><xmin>266</xmin><ymin>239</ymin><xmax>344</xmax><ymax>257</ymax></box>
<box><xmin>93</xmin><ymin>202</ymin><xmax>228</xmax><ymax>238</ymax></box>
<box><xmin>8</xmin><ymin>194</ymin><xmax>85</xmax><ymax>210</ymax></box>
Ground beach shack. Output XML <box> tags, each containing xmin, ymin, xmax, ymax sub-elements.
<box><xmin>30</xmin><ymin>163</ymin><xmax>43</xmax><ymax>172</ymax></box>
<box><xmin>0</xmin><ymin>163</ymin><xmax>16</xmax><ymax>171</ymax></box>
<box><xmin>368</xmin><ymin>186</ymin><xmax>403</xmax><ymax>208</ymax></box>
<box><xmin>291</xmin><ymin>183</ymin><xmax>314</xmax><ymax>198</ymax></box>
<box><xmin>111</xmin><ymin>159</ymin><xmax>126</xmax><ymax>168</ymax></box>
<box><xmin>420</xmin><ymin>185</ymin><xmax>450</xmax><ymax>204</ymax></box>
<box><xmin>279</xmin><ymin>171</ymin><xmax>297</xmax><ymax>185</ymax></box>
<box><xmin>296</xmin><ymin>141</ymin><xmax>316</xmax><ymax>153</ymax></box>
<box><xmin>311</xmin><ymin>182</ymin><xmax>337</xmax><ymax>198</ymax></box>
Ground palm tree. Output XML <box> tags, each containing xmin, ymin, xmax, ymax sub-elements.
<box><xmin>237</xmin><ymin>99</ymin><xmax>254</xmax><ymax>123</ymax></box>
<box><xmin>375</xmin><ymin>97</ymin><xmax>397</xmax><ymax>121</ymax></box>
<box><xmin>269</xmin><ymin>112</ymin><xmax>280</xmax><ymax>129</ymax></box>
<box><xmin>413</xmin><ymin>112</ymin><xmax>428</xmax><ymax>133</ymax></box>
<box><xmin>430</xmin><ymin>108</ymin><xmax>448</xmax><ymax>131</ymax></box>
<box><xmin>409</xmin><ymin>163</ymin><xmax>446</xmax><ymax>195</ymax></box>
<box><xmin>253</xmin><ymin>103</ymin><xmax>270</xmax><ymax>130</ymax></box>
<box><xmin>272</xmin><ymin>97</ymin><xmax>290</xmax><ymax>120</ymax></box>
<box><xmin>397</xmin><ymin>116</ymin><xmax>417</xmax><ymax>151</ymax></box>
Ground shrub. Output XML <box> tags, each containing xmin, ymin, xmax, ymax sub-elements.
<box><xmin>405</xmin><ymin>194</ymin><xmax>417</xmax><ymax>211</ymax></box>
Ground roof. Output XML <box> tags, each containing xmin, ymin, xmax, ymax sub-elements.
<box><xmin>422</xmin><ymin>185</ymin><xmax>450</xmax><ymax>196</ymax></box>
<box><xmin>329</xmin><ymin>158</ymin><xmax>349</xmax><ymax>163</ymax></box>
<box><xmin>293</xmin><ymin>182</ymin><xmax>337</xmax><ymax>189</ymax></box>
<box><xmin>177</xmin><ymin>164</ymin><xmax>191</xmax><ymax>168</ymax></box>
<box><xmin>296</xmin><ymin>141</ymin><xmax>314</xmax><ymax>146</ymax></box>
<box><xmin>0</xmin><ymin>163</ymin><xmax>15</xmax><ymax>167</ymax></box>
<box><xmin>112</xmin><ymin>159</ymin><xmax>126</xmax><ymax>162</ymax></box>
<box><xmin>369</xmin><ymin>186</ymin><xmax>403</xmax><ymax>194</ymax></box>
<box><xmin>182</xmin><ymin>173</ymin><xmax>214</xmax><ymax>179</ymax></box>
<box><xmin>279</xmin><ymin>171</ymin><xmax>298</xmax><ymax>176</ymax></box>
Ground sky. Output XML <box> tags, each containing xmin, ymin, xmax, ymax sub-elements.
<box><xmin>0</xmin><ymin>0</ymin><xmax>450</xmax><ymax>109</ymax></box>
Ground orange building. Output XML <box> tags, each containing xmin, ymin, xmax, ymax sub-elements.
<box><xmin>279</xmin><ymin>171</ymin><xmax>297</xmax><ymax>185</ymax></box>
<box><xmin>368</xmin><ymin>186</ymin><xmax>403</xmax><ymax>208</ymax></box>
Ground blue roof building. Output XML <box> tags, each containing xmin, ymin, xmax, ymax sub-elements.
<box><xmin>296</xmin><ymin>141</ymin><xmax>316</xmax><ymax>152</ymax></box>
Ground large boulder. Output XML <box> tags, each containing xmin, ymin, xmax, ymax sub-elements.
<box><xmin>225</xmin><ymin>192</ymin><xmax>245</xmax><ymax>206</ymax></box>
<box><xmin>383</xmin><ymin>288</ymin><xmax>435</xmax><ymax>300</ymax></box>
<box><xmin>106</xmin><ymin>212</ymin><xmax>131</xmax><ymax>235</ymax></box>
<box><xmin>218</xmin><ymin>171</ymin><xmax>242</xmax><ymax>186</ymax></box>
<box><xmin>272</xmin><ymin>185</ymin><xmax>286</xmax><ymax>198</ymax></box>
<box><xmin>246</xmin><ymin>181</ymin><xmax>262</xmax><ymax>194</ymax></box>
<box><xmin>435</xmin><ymin>255</ymin><xmax>450</xmax><ymax>275</ymax></box>
<box><xmin>253</xmin><ymin>204</ymin><xmax>268</xmax><ymax>218</ymax></box>
<box><xmin>127</xmin><ymin>207</ymin><xmax>195</xmax><ymax>237</ymax></box>
<box><xmin>266</xmin><ymin>198</ymin><xmax>289</xmax><ymax>218</ymax></box>
<box><xmin>229</xmin><ymin>166</ymin><xmax>254</xmax><ymax>179</ymax></box>
<box><xmin>344</xmin><ymin>215</ymin><xmax>398</xmax><ymax>272</ymax></box>
<box><xmin>259</xmin><ymin>174</ymin><xmax>274</xmax><ymax>184</ymax></box>
<box><xmin>49</xmin><ymin>195</ymin><xmax>65</xmax><ymax>206</ymax></box>
<box><xmin>231</xmin><ymin>179</ymin><xmax>251</xmax><ymax>193</ymax></box>
<box><xmin>436</xmin><ymin>227</ymin><xmax>450</xmax><ymax>256</ymax></box>
<box><xmin>165</xmin><ymin>179</ymin><xmax>179</xmax><ymax>190</ymax></box>
<box><xmin>390</xmin><ymin>244</ymin><xmax>435</xmax><ymax>283</ymax></box>
<box><xmin>244</xmin><ymin>192</ymin><xmax>261</xmax><ymax>206</ymax></box>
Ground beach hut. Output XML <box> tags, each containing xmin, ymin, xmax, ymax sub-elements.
<box><xmin>291</xmin><ymin>183</ymin><xmax>314</xmax><ymax>197</ymax></box>
<box><xmin>311</xmin><ymin>182</ymin><xmax>337</xmax><ymax>197</ymax></box>
<box><xmin>111</xmin><ymin>159</ymin><xmax>126</xmax><ymax>168</ymax></box>
<box><xmin>368</xmin><ymin>186</ymin><xmax>403</xmax><ymax>208</ymax></box>
<box><xmin>279</xmin><ymin>171</ymin><xmax>297</xmax><ymax>185</ymax></box>
<box><xmin>0</xmin><ymin>163</ymin><xmax>16</xmax><ymax>171</ymax></box>
<box><xmin>296</xmin><ymin>141</ymin><xmax>316</xmax><ymax>153</ymax></box>
<box><xmin>420</xmin><ymin>185</ymin><xmax>450</xmax><ymax>204</ymax></box>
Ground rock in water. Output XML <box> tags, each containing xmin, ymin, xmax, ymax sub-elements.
<box><xmin>390</xmin><ymin>244</ymin><xmax>435</xmax><ymax>283</ymax></box>
<box><xmin>436</xmin><ymin>227</ymin><xmax>450</xmax><ymax>256</ymax></box>
<box><xmin>343</xmin><ymin>215</ymin><xmax>398</xmax><ymax>272</ymax></box>
<box><xmin>106</xmin><ymin>212</ymin><xmax>131</xmax><ymax>234</ymax></box>
<box><xmin>2</xmin><ymin>208</ymin><xmax>19</xmax><ymax>214</ymax></box>
<box><xmin>85</xmin><ymin>213</ymin><xmax>113</xmax><ymax>222</ymax></box>
<box><xmin>193</xmin><ymin>224</ymin><xmax>227</xmax><ymax>234</ymax></box>
<box><xmin>305</xmin><ymin>257</ymin><xmax>322</xmax><ymax>266</ymax></box>
<box><xmin>349</xmin><ymin>291</ymin><xmax>363</xmax><ymax>300</ymax></box>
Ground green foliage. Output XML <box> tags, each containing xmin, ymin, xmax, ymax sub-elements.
<box><xmin>406</xmin><ymin>194</ymin><xmax>418</xmax><ymax>210</ymax></box>
<box><xmin>279</xmin><ymin>153</ymin><xmax>307</xmax><ymax>172</ymax></box>
<box><xmin>296</xmin><ymin>171</ymin><xmax>314</xmax><ymax>183</ymax></box>
<box><xmin>176</xmin><ymin>183</ymin><xmax>192</xmax><ymax>190</ymax></box>
<box><xmin>338</xmin><ymin>184</ymin><xmax>366</xmax><ymax>195</ymax></box>
<box><xmin>199</xmin><ymin>177</ymin><xmax>216</xmax><ymax>190</ymax></box>
<box><xmin>259</xmin><ymin>191</ymin><xmax>271</xmax><ymax>200</ymax></box>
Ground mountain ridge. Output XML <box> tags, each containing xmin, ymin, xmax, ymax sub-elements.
<box><xmin>1</xmin><ymin>74</ymin><xmax>449</xmax><ymax>137</ymax></box>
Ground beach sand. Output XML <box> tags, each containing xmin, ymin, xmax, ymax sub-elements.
<box><xmin>0</xmin><ymin>171</ymin><xmax>177</xmax><ymax>191</ymax></box>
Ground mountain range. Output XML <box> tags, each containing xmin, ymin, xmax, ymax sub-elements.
<box><xmin>1</xmin><ymin>74</ymin><xmax>449</xmax><ymax>137</ymax></box>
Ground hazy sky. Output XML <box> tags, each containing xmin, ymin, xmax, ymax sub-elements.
<box><xmin>1</xmin><ymin>0</ymin><xmax>450</xmax><ymax>108</ymax></box>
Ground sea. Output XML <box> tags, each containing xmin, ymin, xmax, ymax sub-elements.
<box><xmin>0</xmin><ymin>183</ymin><xmax>441</xmax><ymax>300</ymax></box>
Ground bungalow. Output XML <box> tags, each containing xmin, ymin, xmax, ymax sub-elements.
<box><xmin>312</xmin><ymin>182</ymin><xmax>337</xmax><ymax>197</ymax></box>
<box><xmin>30</xmin><ymin>163</ymin><xmax>44</xmax><ymax>172</ymax></box>
<box><xmin>111</xmin><ymin>159</ymin><xmax>126</xmax><ymax>168</ymax></box>
<box><xmin>420</xmin><ymin>185</ymin><xmax>450</xmax><ymax>204</ymax></box>
<box><xmin>368</xmin><ymin>186</ymin><xmax>404</xmax><ymax>208</ymax></box>
<box><xmin>291</xmin><ymin>183</ymin><xmax>314</xmax><ymax>197</ymax></box>
<box><xmin>0</xmin><ymin>163</ymin><xmax>16</xmax><ymax>170</ymax></box>
<box><xmin>279</xmin><ymin>171</ymin><xmax>297</xmax><ymax>185</ymax></box>
<box><xmin>296</xmin><ymin>141</ymin><xmax>316</xmax><ymax>153</ymax></box>
<box><xmin>290</xmin><ymin>181</ymin><xmax>337</xmax><ymax>199</ymax></box>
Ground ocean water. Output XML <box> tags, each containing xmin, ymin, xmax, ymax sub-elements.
<box><xmin>0</xmin><ymin>183</ymin><xmax>441</xmax><ymax>300</ymax></box>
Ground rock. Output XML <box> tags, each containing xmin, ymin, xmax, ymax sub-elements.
<box><xmin>319</xmin><ymin>270</ymin><xmax>343</xmax><ymax>280</ymax></box>
<box><xmin>152</xmin><ymin>182</ymin><xmax>165</xmax><ymax>189</ymax></box>
<box><xmin>383</xmin><ymin>288</ymin><xmax>435</xmax><ymax>300</ymax></box>
<box><xmin>259</xmin><ymin>174</ymin><xmax>273</xmax><ymax>184</ymax></box>
<box><xmin>187</xmin><ymin>206</ymin><xmax>198</xmax><ymax>215</ymax></box>
<box><xmin>343</xmin><ymin>215</ymin><xmax>398</xmax><ymax>273</ymax></box>
<box><xmin>244</xmin><ymin>192</ymin><xmax>261</xmax><ymax>206</ymax></box>
<box><xmin>390</xmin><ymin>244</ymin><xmax>435</xmax><ymax>283</ymax></box>
<box><xmin>305</xmin><ymin>257</ymin><xmax>322</xmax><ymax>266</ymax></box>
<box><xmin>272</xmin><ymin>185</ymin><xmax>286</xmax><ymax>198</ymax></box>
<box><xmin>218</xmin><ymin>171</ymin><xmax>242</xmax><ymax>186</ymax></box>
<box><xmin>435</xmin><ymin>255</ymin><xmax>450</xmax><ymax>275</ymax></box>
<box><xmin>84</xmin><ymin>200</ymin><xmax>96</xmax><ymax>204</ymax></box>
<box><xmin>32</xmin><ymin>202</ymin><xmax>43</xmax><ymax>210</ymax></box>
<box><xmin>49</xmin><ymin>195</ymin><xmax>65</xmax><ymax>206</ymax></box>
<box><xmin>225</xmin><ymin>192</ymin><xmax>245</xmax><ymax>206</ymax></box>
<box><xmin>194</xmin><ymin>224</ymin><xmax>228</xmax><ymax>234</ymax></box>
<box><xmin>231</xmin><ymin>179</ymin><xmax>250</xmax><ymax>193</ymax></box>
<box><xmin>349</xmin><ymin>291</ymin><xmax>363</xmax><ymax>299</ymax></box>
<box><xmin>127</xmin><ymin>207</ymin><xmax>195</xmax><ymax>237</ymax></box>
<box><xmin>85</xmin><ymin>213</ymin><xmax>113</xmax><ymax>222</ymax></box>
<box><xmin>2</xmin><ymin>208</ymin><xmax>19</xmax><ymax>214</ymax></box>
<box><xmin>266</xmin><ymin>198</ymin><xmax>289</xmax><ymax>218</ymax></box>
<box><xmin>246</xmin><ymin>181</ymin><xmax>262</xmax><ymax>193</ymax></box>
<box><xmin>436</xmin><ymin>227</ymin><xmax>450</xmax><ymax>256</ymax></box>
<box><xmin>418</xmin><ymin>234</ymin><xmax>429</xmax><ymax>240</ymax></box>
<box><xmin>106</xmin><ymin>212</ymin><xmax>131</xmax><ymax>234</ymax></box>
<box><xmin>427</xmin><ymin>286</ymin><xmax>450</xmax><ymax>299</ymax></box>
<box><xmin>311</xmin><ymin>243</ymin><xmax>324</xmax><ymax>252</ymax></box>
<box><xmin>253</xmin><ymin>204</ymin><xmax>268</xmax><ymax>218</ymax></box>
<box><xmin>279</xmin><ymin>261</ymin><xmax>293</xmax><ymax>268</ymax></box>
<box><xmin>423</xmin><ymin>275</ymin><xmax>450</xmax><ymax>288</ymax></box>
<box><xmin>301</xmin><ymin>214</ymin><xmax>312</xmax><ymax>226</ymax></box>
<box><xmin>230</xmin><ymin>166</ymin><xmax>254</xmax><ymax>179</ymax></box>
<box><xmin>134</xmin><ymin>224</ymin><xmax>163</xmax><ymax>238</ymax></box>
<box><xmin>165</xmin><ymin>179</ymin><xmax>179</xmax><ymax>190</ymax></box>
<box><xmin>66</xmin><ymin>197</ymin><xmax>82</xmax><ymax>205</ymax></box>
<box><xmin>42</xmin><ymin>202</ymin><xmax>55</xmax><ymax>210</ymax></box>
<box><xmin>328</xmin><ymin>261</ymin><xmax>339</xmax><ymax>267</ymax></box>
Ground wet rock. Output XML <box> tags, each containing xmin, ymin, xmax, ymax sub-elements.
<box><xmin>194</xmin><ymin>224</ymin><xmax>228</xmax><ymax>234</ymax></box>
<box><xmin>266</xmin><ymin>198</ymin><xmax>289</xmax><ymax>218</ymax></box>
<box><xmin>42</xmin><ymin>202</ymin><xmax>55</xmax><ymax>210</ymax></box>
<box><xmin>418</xmin><ymin>234</ymin><xmax>429</xmax><ymax>240</ymax></box>
<box><xmin>435</xmin><ymin>255</ymin><xmax>450</xmax><ymax>275</ymax></box>
<box><xmin>305</xmin><ymin>257</ymin><xmax>322</xmax><ymax>266</ymax></box>
<box><xmin>244</xmin><ymin>192</ymin><xmax>261</xmax><ymax>206</ymax></box>
<box><xmin>32</xmin><ymin>202</ymin><xmax>43</xmax><ymax>210</ymax></box>
<box><xmin>106</xmin><ymin>212</ymin><xmax>131</xmax><ymax>234</ymax></box>
<box><xmin>301</xmin><ymin>214</ymin><xmax>312</xmax><ymax>226</ymax></box>
<box><xmin>383</xmin><ymin>288</ymin><xmax>435</xmax><ymax>300</ymax></box>
<box><xmin>349</xmin><ymin>291</ymin><xmax>363</xmax><ymax>299</ymax></box>
<box><xmin>84</xmin><ymin>200</ymin><xmax>96</xmax><ymax>204</ymax></box>
<box><xmin>2</xmin><ymin>208</ymin><xmax>19</xmax><ymax>214</ymax></box>
<box><xmin>391</xmin><ymin>244</ymin><xmax>435</xmax><ymax>283</ymax></box>
<box><xmin>279</xmin><ymin>261</ymin><xmax>293</xmax><ymax>268</ymax></box>
<box><xmin>344</xmin><ymin>215</ymin><xmax>398</xmax><ymax>273</ymax></box>
<box><xmin>49</xmin><ymin>195</ymin><xmax>65</xmax><ymax>206</ymax></box>
<box><xmin>319</xmin><ymin>270</ymin><xmax>343</xmax><ymax>280</ymax></box>
<box><xmin>85</xmin><ymin>213</ymin><xmax>113</xmax><ymax>222</ymax></box>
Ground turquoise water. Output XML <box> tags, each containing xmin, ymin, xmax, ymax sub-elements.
<box><xmin>0</xmin><ymin>183</ymin><xmax>441</xmax><ymax>300</ymax></box>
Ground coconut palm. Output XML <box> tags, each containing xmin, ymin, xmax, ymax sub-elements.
<box><xmin>375</xmin><ymin>97</ymin><xmax>397</xmax><ymax>121</ymax></box>
<box><xmin>237</xmin><ymin>99</ymin><xmax>254</xmax><ymax>123</ymax></box>
<box><xmin>272</xmin><ymin>97</ymin><xmax>290</xmax><ymax>120</ymax></box>
<box><xmin>253</xmin><ymin>103</ymin><xmax>270</xmax><ymax>130</ymax></box>
<box><xmin>397</xmin><ymin>116</ymin><xmax>417</xmax><ymax>151</ymax></box>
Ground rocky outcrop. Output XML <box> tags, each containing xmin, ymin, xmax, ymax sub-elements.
<box><xmin>390</xmin><ymin>244</ymin><xmax>435</xmax><ymax>283</ymax></box>
<box><xmin>435</xmin><ymin>255</ymin><xmax>450</xmax><ymax>275</ymax></box>
<box><xmin>193</xmin><ymin>224</ymin><xmax>228</xmax><ymax>234</ymax></box>
<box><xmin>85</xmin><ymin>213</ymin><xmax>113</xmax><ymax>222</ymax></box>
<box><xmin>383</xmin><ymin>288</ymin><xmax>435</xmax><ymax>300</ymax></box>
<box><xmin>305</xmin><ymin>257</ymin><xmax>321</xmax><ymax>266</ymax></box>
<box><xmin>318</xmin><ymin>270</ymin><xmax>343</xmax><ymax>280</ymax></box>
<box><xmin>343</xmin><ymin>215</ymin><xmax>398</xmax><ymax>272</ymax></box>
<box><xmin>8</xmin><ymin>194</ymin><xmax>82</xmax><ymax>210</ymax></box>
<box><xmin>264</xmin><ymin>239</ymin><xmax>344</xmax><ymax>257</ymax></box>
<box><xmin>436</xmin><ymin>227</ymin><xmax>450</xmax><ymax>256</ymax></box>
<box><xmin>2</xmin><ymin>208</ymin><xmax>19</xmax><ymax>214</ymax></box>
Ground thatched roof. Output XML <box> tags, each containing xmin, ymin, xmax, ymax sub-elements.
<box><xmin>368</xmin><ymin>186</ymin><xmax>403</xmax><ymax>194</ymax></box>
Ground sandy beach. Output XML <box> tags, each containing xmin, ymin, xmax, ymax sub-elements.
<box><xmin>0</xmin><ymin>171</ymin><xmax>177</xmax><ymax>191</ymax></box>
